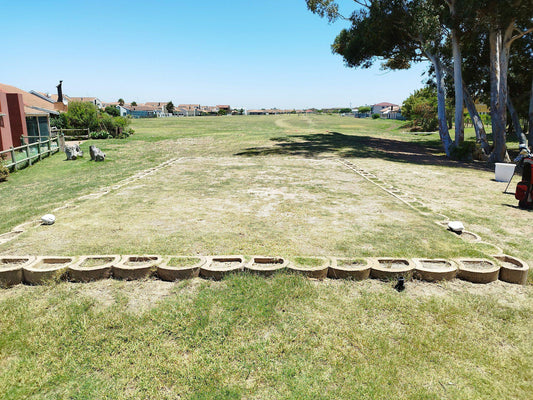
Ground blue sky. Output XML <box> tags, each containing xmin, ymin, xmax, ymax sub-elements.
<box><xmin>2</xmin><ymin>0</ymin><xmax>429</xmax><ymax>109</ymax></box>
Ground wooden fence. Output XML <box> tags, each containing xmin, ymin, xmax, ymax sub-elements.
<box><xmin>0</xmin><ymin>135</ymin><xmax>62</xmax><ymax>171</ymax></box>
<box><xmin>50</xmin><ymin>128</ymin><xmax>89</xmax><ymax>141</ymax></box>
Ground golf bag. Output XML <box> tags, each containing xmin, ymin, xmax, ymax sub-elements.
<box><xmin>515</xmin><ymin>157</ymin><xmax>533</xmax><ymax>209</ymax></box>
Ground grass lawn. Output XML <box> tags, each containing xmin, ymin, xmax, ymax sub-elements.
<box><xmin>0</xmin><ymin>115</ymin><xmax>532</xmax><ymax>399</ymax></box>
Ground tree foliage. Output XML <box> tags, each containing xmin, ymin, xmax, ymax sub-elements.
<box><xmin>61</xmin><ymin>101</ymin><xmax>131</xmax><ymax>137</ymax></box>
<box><xmin>306</xmin><ymin>0</ymin><xmax>533</xmax><ymax>161</ymax></box>
<box><xmin>166</xmin><ymin>101</ymin><xmax>175</xmax><ymax>114</ymax></box>
<box><xmin>104</xmin><ymin>106</ymin><xmax>120</xmax><ymax>117</ymax></box>
<box><xmin>402</xmin><ymin>86</ymin><xmax>439</xmax><ymax>132</ymax></box>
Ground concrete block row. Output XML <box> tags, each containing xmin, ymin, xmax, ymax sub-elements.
<box><xmin>0</xmin><ymin>254</ymin><xmax>529</xmax><ymax>288</ymax></box>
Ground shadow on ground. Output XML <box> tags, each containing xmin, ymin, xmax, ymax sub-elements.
<box><xmin>235</xmin><ymin>131</ymin><xmax>492</xmax><ymax>171</ymax></box>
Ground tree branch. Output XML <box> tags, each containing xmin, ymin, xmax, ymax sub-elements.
<box><xmin>509</xmin><ymin>26</ymin><xmax>533</xmax><ymax>46</ymax></box>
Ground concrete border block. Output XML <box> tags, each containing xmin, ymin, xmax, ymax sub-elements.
<box><xmin>288</xmin><ymin>256</ymin><xmax>329</xmax><ymax>280</ymax></box>
<box><xmin>455</xmin><ymin>258</ymin><xmax>500</xmax><ymax>283</ymax></box>
<box><xmin>328</xmin><ymin>257</ymin><xmax>371</xmax><ymax>280</ymax></box>
<box><xmin>68</xmin><ymin>255</ymin><xmax>121</xmax><ymax>282</ymax></box>
<box><xmin>112</xmin><ymin>255</ymin><xmax>161</xmax><ymax>280</ymax></box>
<box><xmin>157</xmin><ymin>256</ymin><xmax>207</xmax><ymax>281</ymax></box>
<box><xmin>245</xmin><ymin>256</ymin><xmax>288</xmax><ymax>277</ymax></box>
<box><xmin>370</xmin><ymin>258</ymin><xmax>414</xmax><ymax>280</ymax></box>
<box><xmin>494</xmin><ymin>255</ymin><xmax>529</xmax><ymax>285</ymax></box>
<box><xmin>200</xmin><ymin>256</ymin><xmax>245</xmax><ymax>280</ymax></box>
<box><xmin>0</xmin><ymin>256</ymin><xmax>35</xmax><ymax>287</ymax></box>
<box><xmin>23</xmin><ymin>256</ymin><xmax>75</xmax><ymax>285</ymax></box>
<box><xmin>412</xmin><ymin>258</ymin><xmax>457</xmax><ymax>282</ymax></box>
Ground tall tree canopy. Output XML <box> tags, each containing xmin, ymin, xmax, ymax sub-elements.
<box><xmin>306</xmin><ymin>0</ymin><xmax>533</xmax><ymax>162</ymax></box>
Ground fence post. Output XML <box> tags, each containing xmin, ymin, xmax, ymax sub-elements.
<box><xmin>26</xmin><ymin>143</ymin><xmax>32</xmax><ymax>166</ymax></box>
<box><xmin>59</xmin><ymin>133</ymin><xmax>65</xmax><ymax>152</ymax></box>
<box><xmin>20</xmin><ymin>136</ymin><xmax>25</xmax><ymax>146</ymax></box>
<box><xmin>10</xmin><ymin>147</ymin><xmax>18</xmax><ymax>170</ymax></box>
<box><xmin>47</xmin><ymin>137</ymin><xmax>51</xmax><ymax>155</ymax></box>
<box><xmin>37</xmin><ymin>141</ymin><xmax>42</xmax><ymax>161</ymax></box>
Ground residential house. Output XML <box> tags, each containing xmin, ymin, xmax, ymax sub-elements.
<box><xmin>371</xmin><ymin>102</ymin><xmax>401</xmax><ymax>119</ymax></box>
<box><xmin>178</xmin><ymin>104</ymin><xmax>200</xmax><ymax>116</ymax></box>
<box><xmin>0</xmin><ymin>83</ymin><xmax>59</xmax><ymax>152</ymax></box>
<box><xmin>68</xmin><ymin>97</ymin><xmax>103</xmax><ymax>109</ymax></box>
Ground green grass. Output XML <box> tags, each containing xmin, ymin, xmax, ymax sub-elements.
<box><xmin>0</xmin><ymin>274</ymin><xmax>532</xmax><ymax>399</ymax></box>
<box><xmin>0</xmin><ymin>115</ymin><xmax>532</xmax><ymax>398</ymax></box>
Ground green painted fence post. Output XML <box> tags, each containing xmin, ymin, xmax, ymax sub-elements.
<box><xmin>10</xmin><ymin>147</ymin><xmax>18</xmax><ymax>170</ymax></box>
<box><xmin>26</xmin><ymin>143</ymin><xmax>32</xmax><ymax>166</ymax></box>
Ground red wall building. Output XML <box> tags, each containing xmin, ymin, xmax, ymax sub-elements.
<box><xmin>0</xmin><ymin>91</ymin><xmax>14</xmax><ymax>152</ymax></box>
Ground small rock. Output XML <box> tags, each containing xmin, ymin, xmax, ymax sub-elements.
<box><xmin>41</xmin><ymin>214</ymin><xmax>56</xmax><ymax>225</ymax></box>
<box><xmin>89</xmin><ymin>145</ymin><xmax>106</xmax><ymax>162</ymax></box>
<box><xmin>448</xmin><ymin>221</ymin><xmax>465</xmax><ymax>233</ymax></box>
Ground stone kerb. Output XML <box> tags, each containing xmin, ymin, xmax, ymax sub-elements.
<box><xmin>200</xmin><ymin>256</ymin><xmax>245</xmax><ymax>280</ymax></box>
<box><xmin>412</xmin><ymin>258</ymin><xmax>457</xmax><ymax>282</ymax></box>
<box><xmin>157</xmin><ymin>256</ymin><xmax>207</xmax><ymax>281</ymax></box>
<box><xmin>494</xmin><ymin>255</ymin><xmax>529</xmax><ymax>285</ymax></box>
<box><xmin>245</xmin><ymin>256</ymin><xmax>288</xmax><ymax>277</ymax></box>
<box><xmin>113</xmin><ymin>255</ymin><xmax>162</xmax><ymax>280</ymax></box>
<box><xmin>455</xmin><ymin>258</ymin><xmax>500</xmax><ymax>284</ymax></box>
<box><xmin>23</xmin><ymin>256</ymin><xmax>76</xmax><ymax>285</ymax></box>
<box><xmin>287</xmin><ymin>257</ymin><xmax>330</xmax><ymax>280</ymax></box>
<box><xmin>0</xmin><ymin>256</ymin><xmax>36</xmax><ymax>287</ymax></box>
<box><xmin>68</xmin><ymin>255</ymin><xmax>121</xmax><ymax>282</ymax></box>
<box><xmin>370</xmin><ymin>258</ymin><xmax>414</xmax><ymax>280</ymax></box>
<box><xmin>328</xmin><ymin>257</ymin><xmax>371</xmax><ymax>280</ymax></box>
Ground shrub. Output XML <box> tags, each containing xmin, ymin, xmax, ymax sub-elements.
<box><xmin>372</xmin><ymin>113</ymin><xmax>380</xmax><ymax>119</ymax></box>
<box><xmin>450</xmin><ymin>141</ymin><xmax>475</xmax><ymax>162</ymax></box>
<box><xmin>104</xmin><ymin>106</ymin><xmax>120</xmax><ymax>117</ymax></box>
<box><xmin>89</xmin><ymin>130</ymin><xmax>111</xmax><ymax>139</ymax></box>
<box><xmin>50</xmin><ymin>113</ymin><xmax>68</xmax><ymax>129</ymax></box>
<box><xmin>65</xmin><ymin>101</ymin><xmax>100</xmax><ymax>131</ymax></box>
<box><xmin>0</xmin><ymin>162</ymin><xmax>9</xmax><ymax>182</ymax></box>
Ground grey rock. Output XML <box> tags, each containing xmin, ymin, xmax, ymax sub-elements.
<box><xmin>89</xmin><ymin>145</ymin><xmax>106</xmax><ymax>162</ymax></box>
<box><xmin>65</xmin><ymin>144</ymin><xmax>83</xmax><ymax>160</ymax></box>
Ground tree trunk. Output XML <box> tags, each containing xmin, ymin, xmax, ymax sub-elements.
<box><xmin>463</xmin><ymin>84</ymin><xmax>490</xmax><ymax>155</ymax></box>
<box><xmin>507</xmin><ymin>95</ymin><xmax>527</xmax><ymax>146</ymax></box>
<box><xmin>488</xmin><ymin>28</ymin><xmax>511</xmax><ymax>163</ymax></box>
<box><xmin>448</xmin><ymin>0</ymin><xmax>464</xmax><ymax>145</ymax></box>
<box><xmin>427</xmin><ymin>52</ymin><xmax>453</xmax><ymax>156</ymax></box>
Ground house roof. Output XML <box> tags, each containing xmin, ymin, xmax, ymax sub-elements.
<box><xmin>0</xmin><ymin>83</ymin><xmax>59</xmax><ymax>116</ymax></box>
<box><xmin>374</xmin><ymin>102</ymin><xmax>398</xmax><ymax>107</ymax></box>
<box><xmin>69</xmin><ymin>97</ymin><xmax>100</xmax><ymax>103</ymax></box>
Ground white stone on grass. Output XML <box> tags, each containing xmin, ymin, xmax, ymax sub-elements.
<box><xmin>447</xmin><ymin>221</ymin><xmax>464</xmax><ymax>232</ymax></box>
<box><xmin>41</xmin><ymin>214</ymin><xmax>56</xmax><ymax>225</ymax></box>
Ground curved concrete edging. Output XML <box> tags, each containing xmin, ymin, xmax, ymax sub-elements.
<box><xmin>328</xmin><ymin>257</ymin><xmax>371</xmax><ymax>280</ymax></box>
<box><xmin>412</xmin><ymin>258</ymin><xmax>457</xmax><ymax>282</ymax></box>
<box><xmin>200</xmin><ymin>255</ymin><xmax>245</xmax><ymax>280</ymax></box>
<box><xmin>0</xmin><ymin>256</ymin><xmax>36</xmax><ymax>287</ymax></box>
<box><xmin>157</xmin><ymin>256</ymin><xmax>207</xmax><ymax>281</ymax></box>
<box><xmin>370</xmin><ymin>258</ymin><xmax>414</xmax><ymax>280</ymax></box>
<box><xmin>23</xmin><ymin>256</ymin><xmax>75</xmax><ymax>285</ymax></box>
<box><xmin>494</xmin><ymin>254</ymin><xmax>529</xmax><ymax>285</ymax></box>
<box><xmin>455</xmin><ymin>258</ymin><xmax>500</xmax><ymax>284</ymax></box>
<box><xmin>245</xmin><ymin>256</ymin><xmax>288</xmax><ymax>277</ymax></box>
<box><xmin>0</xmin><ymin>255</ymin><xmax>528</xmax><ymax>288</ymax></box>
<box><xmin>68</xmin><ymin>255</ymin><xmax>120</xmax><ymax>282</ymax></box>
<box><xmin>113</xmin><ymin>255</ymin><xmax>162</xmax><ymax>280</ymax></box>
<box><xmin>288</xmin><ymin>257</ymin><xmax>329</xmax><ymax>280</ymax></box>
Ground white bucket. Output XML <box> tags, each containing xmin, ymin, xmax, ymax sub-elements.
<box><xmin>494</xmin><ymin>163</ymin><xmax>515</xmax><ymax>182</ymax></box>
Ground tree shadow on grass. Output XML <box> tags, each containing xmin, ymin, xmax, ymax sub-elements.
<box><xmin>235</xmin><ymin>131</ymin><xmax>492</xmax><ymax>171</ymax></box>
